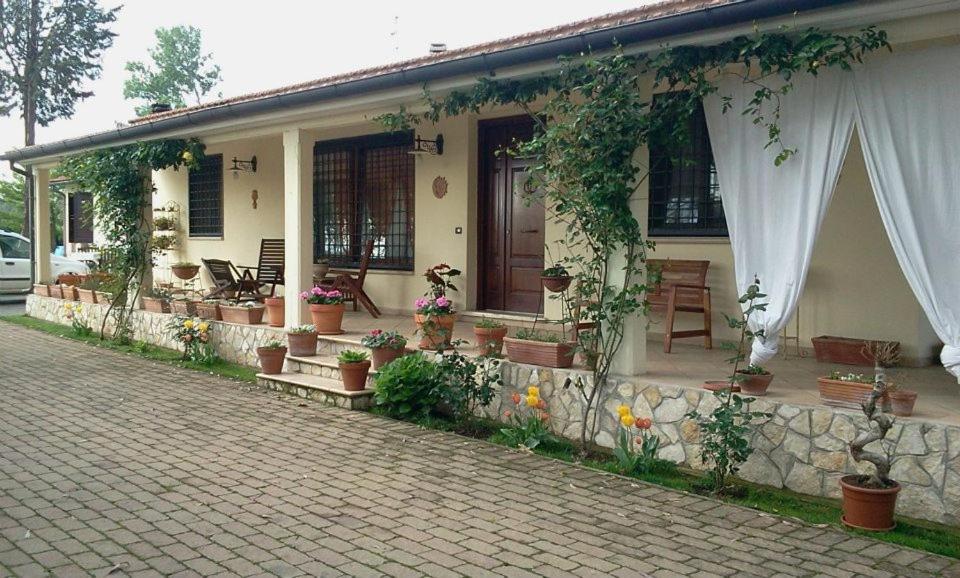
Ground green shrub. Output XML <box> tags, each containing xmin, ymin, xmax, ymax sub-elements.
<box><xmin>373</xmin><ymin>353</ymin><xmax>443</xmax><ymax>420</ymax></box>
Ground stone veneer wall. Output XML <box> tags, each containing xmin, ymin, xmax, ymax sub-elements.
<box><xmin>25</xmin><ymin>294</ymin><xmax>959</xmax><ymax>525</ymax></box>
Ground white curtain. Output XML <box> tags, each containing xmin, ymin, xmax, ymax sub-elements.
<box><xmin>852</xmin><ymin>45</ymin><xmax>960</xmax><ymax>380</ymax></box>
<box><xmin>703</xmin><ymin>70</ymin><xmax>855</xmax><ymax>365</ymax></box>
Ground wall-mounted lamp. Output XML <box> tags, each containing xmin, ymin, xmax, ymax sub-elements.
<box><xmin>230</xmin><ymin>156</ymin><xmax>258</xmax><ymax>174</ymax></box>
<box><xmin>408</xmin><ymin>134</ymin><xmax>444</xmax><ymax>156</ymax></box>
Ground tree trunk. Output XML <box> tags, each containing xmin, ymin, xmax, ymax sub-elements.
<box><xmin>21</xmin><ymin>0</ymin><xmax>39</xmax><ymax>237</ymax></box>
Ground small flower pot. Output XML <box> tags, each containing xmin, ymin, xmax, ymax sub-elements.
<box><xmin>195</xmin><ymin>302</ymin><xmax>222</xmax><ymax>320</ymax></box>
<box><xmin>60</xmin><ymin>285</ymin><xmax>78</xmax><ymax>301</ymax></box>
<box><xmin>171</xmin><ymin>300</ymin><xmax>199</xmax><ymax>316</ymax></box>
<box><xmin>839</xmin><ymin>475</ymin><xmax>900</xmax><ymax>531</ymax></box>
<box><xmin>170</xmin><ymin>264</ymin><xmax>200</xmax><ymax>280</ymax></box>
<box><xmin>474</xmin><ymin>326</ymin><xmax>508</xmax><ymax>356</ymax></box>
<box><xmin>287</xmin><ymin>331</ymin><xmax>318</xmax><ymax>357</ymax></box>
<box><xmin>257</xmin><ymin>346</ymin><xmax>287</xmax><ymax>375</ymax></box>
<box><xmin>76</xmin><ymin>288</ymin><xmax>98</xmax><ymax>304</ymax></box>
<box><xmin>504</xmin><ymin>337</ymin><xmax>575</xmax><ymax>368</ymax></box>
<box><xmin>33</xmin><ymin>284</ymin><xmax>49</xmax><ymax>297</ymax></box>
<box><xmin>736</xmin><ymin>371</ymin><xmax>774</xmax><ymax>396</ymax></box>
<box><xmin>220</xmin><ymin>305</ymin><xmax>265</xmax><ymax>325</ymax></box>
<box><xmin>415</xmin><ymin>313</ymin><xmax>456</xmax><ymax>350</ymax></box>
<box><xmin>541</xmin><ymin>275</ymin><xmax>572</xmax><ymax>293</ymax></box>
<box><xmin>888</xmin><ymin>390</ymin><xmax>917</xmax><ymax>417</ymax></box>
<box><xmin>309</xmin><ymin>303</ymin><xmax>345</xmax><ymax>334</ymax></box>
<box><xmin>339</xmin><ymin>360</ymin><xmax>371</xmax><ymax>392</ymax></box>
<box><xmin>142</xmin><ymin>297</ymin><xmax>170</xmax><ymax>314</ymax></box>
<box><xmin>264</xmin><ymin>297</ymin><xmax>285</xmax><ymax>328</ymax></box>
<box><xmin>817</xmin><ymin>377</ymin><xmax>891</xmax><ymax>412</ymax></box>
<box><xmin>370</xmin><ymin>346</ymin><xmax>404</xmax><ymax>370</ymax></box>
<box><xmin>703</xmin><ymin>380</ymin><xmax>740</xmax><ymax>392</ymax></box>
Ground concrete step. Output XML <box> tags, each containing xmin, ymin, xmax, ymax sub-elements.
<box><xmin>285</xmin><ymin>354</ymin><xmax>379</xmax><ymax>386</ymax></box>
<box><xmin>256</xmin><ymin>372</ymin><xmax>374</xmax><ymax>410</ymax></box>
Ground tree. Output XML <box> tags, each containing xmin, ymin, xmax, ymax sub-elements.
<box><xmin>123</xmin><ymin>26</ymin><xmax>222</xmax><ymax>116</ymax></box>
<box><xmin>0</xmin><ymin>175</ymin><xmax>25</xmax><ymax>232</ymax></box>
<box><xmin>0</xmin><ymin>0</ymin><xmax>119</xmax><ymax>233</ymax></box>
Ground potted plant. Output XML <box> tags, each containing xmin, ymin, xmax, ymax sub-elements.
<box><xmin>287</xmin><ymin>324</ymin><xmax>318</xmax><ymax>357</ymax></box>
<box><xmin>811</xmin><ymin>336</ymin><xmax>901</xmax><ymax>366</ymax></box>
<box><xmin>76</xmin><ymin>277</ymin><xmax>100</xmax><ymax>304</ymax></box>
<box><xmin>473</xmin><ymin>319</ymin><xmax>508</xmax><ymax>357</ymax></box>
<box><xmin>817</xmin><ymin>371</ymin><xmax>891</xmax><ymax>412</ymax></box>
<box><xmin>864</xmin><ymin>341</ymin><xmax>914</xmax><ymax>417</ymax></box>
<box><xmin>840</xmin><ymin>379</ymin><xmax>900</xmax><ymax>531</ymax></box>
<box><xmin>153</xmin><ymin>215</ymin><xmax>177</xmax><ymax>232</ymax></box>
<box><xmin>256</xmin><ymin>339</ymin><xmax>287</xmax><ymax>375</ymax></box>
<box><xmin>541</xmin><ymin>263</ymin><xmax>572</xmax><ymax>293</ymax></box>
<box><xmin>195</xmin><ymin>299</ymin><xmax>223</xmax><ymax>320</ymax></box>
<box><xmin>170</xmin><ymin>297</ymin><xmax>199</xmax><ymax>316</ymax></box>
<box><xmin>338</xmin><ymin>350</ymin><xmax>371</xmax><ymax>392</ymax></box>
<box><xmin>312</xmin><ymin>258</ymin><xmax>330</xmax><ymax>280</ymax></box>
<box><xmin>736</xmin><ymin>364</ymin><xmax>774</xmax><ymax>396</ymax></box>
<box><xmin>170</xmin><ymin>261</ymin><xmax>199</xmax><ymax>280</ymax></box>
<box><xmin>151</xmin><ymin>233</ymin><xmax>176</xmax><ymax>252</ymax></box>
<box><xmin>142</xmin><ymin>288</ymin><xmax>171</xmax><ymax>313</ymax></box>
<box><xmin>415</xmin><ymin>264</ymin><xmax>460</xmax><ymax>350</ymax></box>
<box><xmin>264</xmin><ymin>295</ymin><xmax>284</xmax><ymax>328</ymax></box>
<box><xmin>887</xmin><ymin>385</ymin><xmax>917</xmax><ymax>417</ymax></box>
<box><xmin>219</xmin><ymin>301</ymin><xmax>265</xmax><ymax>325</ymax></box>
<box><xmin>300</xmin><ymin>287</ymin><xmax>345</xmax><ymax>334</ymax></box>
<box><xmin>361</xmin><ymin>329</ymin><xmax>407</xmax><ymax>369</ymax></box>
<box><xmin>504</xmin><ymin>328</ymin><xmax>575</xmax><ymax>368</ymax></box>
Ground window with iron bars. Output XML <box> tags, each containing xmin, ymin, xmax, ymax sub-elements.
<box><xmin>313</xmin><ymin>132</ymin><xmax>415</xmax><ymax>270</ymax></box>
<box><xmin>648</xmin><ymin>98</ymin><xmax>727</xmax><ymax>237</ymax></box>
<box><xmin>188</xmin><ymin>154</ymin><xmax>224</xmax><ymax>237</ymax></box>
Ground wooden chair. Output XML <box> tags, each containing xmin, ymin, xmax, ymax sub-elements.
<box><xmin>238</xmin><ymin>239</ymin><xmax>285</xmax><ymax>298</ymax></box>
<box><xmin>647</xmin><ymin>259</ymin><xmax>712</xmax><ymax>353</ymax></box>
<box><xmin>201</xmin><ymin>259</ymin><xmax>251</xmax><ymax>300</ymax></box>
<box><xmin>319</xmin><ymin>240</ymin><xmax>381</xmax><ymax>318</ymax></box>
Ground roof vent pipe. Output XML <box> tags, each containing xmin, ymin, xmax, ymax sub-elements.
<box><xmin>150</xmin><ymin>102</ymin><xmax>173</xmax><ymax>114</ymax></box>
<box><xmin>429</xmin><ymin>43</ymin><xmax>447</xmax><ymax>55</ymax></box>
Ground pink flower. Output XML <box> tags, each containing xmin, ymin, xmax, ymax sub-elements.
<box><xmin>414</xmin><ymin>297</ymin><xmax>429</xmax><ymax>310</ymax></box>
<box><xmin>299</xmin><ymin>291</ymin><xmax>310</xmax><ymax>300</ymax></box>
<box><xmin>436</xmin><ymin>296</ymin><xmax>450</xmax><ymax>308</ymax></box>
<box><xmin>371</xmin><ymin>329</ymin><xmax>382</xmax><ymax>336</ymax></box>
<box><xmin>311</xmin><ymin>286</ymin><xmax>323</xmax><ymax>296</ymax></box>
<box><xmin>328</xmin><ymin>290</ymin><xmax>342</xmax><ymax>298</ymax></box>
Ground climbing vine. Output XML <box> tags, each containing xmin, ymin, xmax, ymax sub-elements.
<box><xmin>61</xmin><ymin>140</ymin><xmax>204</xmax><ymax>341</ymax></box>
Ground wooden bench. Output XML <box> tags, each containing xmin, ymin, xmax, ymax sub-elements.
<box><xmin>647</xmin><ymin>259</ymin><xmax>712</xmax><ymax>353</ymax></box>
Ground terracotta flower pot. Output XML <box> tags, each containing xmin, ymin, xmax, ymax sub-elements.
<box><xmin>171</xmin><ymin>300</ymin><xmax>198</xmax><ymax>316</ymax></box>
<box><xmin>339</xmin><ymin>360</ymin><xmax>371</xmax><ymax>391</ymax></box>
<box><xmin>47</xmin><ymin>284</ymin><xmax>61</xmax><ymax>299</ymax></box>
<box><xmin>474</xmin><ymin>326</ymin><xmax>508</xmax><ymax>356</ymax></box>
<box><xmin>171</xmin><ymin>264</ymin><xmax>200</xmax><ymax>280</ymax></box>
<box><xmin>142</xmin><ymin>297</ymin><xmax>170</xmax><ymax>313</ymax></box>
<box><xmin>504</xmin><ymin>337</ymin><xmax>575</xmax><ymax>368</ymax></box>
<box><xmin>889</xmin><ymin>390</ymin><xmax>917</xmax><ymax>417</ymax></box>
<box><xmin>541</xmin><ymin>275</ymin><xmax>572</xmax><ymax>293</ymax></box>
<box><xmin>220</xmin><ymin>305</ymin><xmax>265</xmax><ymax>325</ymax></box>
<box><xmin>703</xmin><ymin>380</ymin><xmax>740</xmax><ymax>393</ymax></box>
<box><xmin>309</xmin><ymin>303</ymin><xmax>345</xmax><ymax>334</ymax></box>
<box><xmin>33</xmin><ymin>284</ymin><xmax>49</xmax><ymax>297</ymax></box>
<box><xmin>257</xmin><ymin>346</ymin><xmax>287</xmax><ymax>375</ymax></box>
<box><xmin>812</xmin><ymin>336</ymin><xmax>900</xmax><ymax>366</ymax></box>
<box><xmin>817</xmin><ymin>377</ymin><xmax>891</xmax><ymax>412</ymax></box>
<box><xmin>287</xmin><ymin>331</ymin><xmax>318</xmax><ymax>357</ymax></box>
<box><xmin>839</xmin><ymin>475</ymin><xmax>900</xmax><ymax>531</ymax></box>
<box><xmin>195</xmin><ymin>302</ymin><xmax>222</xmax><ymax>320</ymax></box>
<box><xmin>76</xmin><ymin>288</ymin><xmax>98</xmax><ymax>304</ymax></box>
<box><xmin>736</xmin><ymin>371</ymin><xmax>774</xmax><ymax>396</ymax></box>
<box><xmin>370</xmin><ymin>346</ymin><xmax>404</xmax><ymax>370</ymax></box>
<box><xmin>61</xmin><ymin>285</ymin><xmax>78</xmax><ymax>301</ymax></box>
<box><xmin>415</xmin><ymin>313</ymin><xmax>456</xmax><ymax>350</ymax></box>
<box><xmin>264</xmin><ymin>297</ymin><xmax>285</xmax><ymax>327</ymax></box>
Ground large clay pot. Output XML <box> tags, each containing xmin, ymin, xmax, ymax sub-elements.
<box><xmin>287</xmin><ymin>331</ymin><xmax>318</xmax><ymax>357</ymax></box>
<box><xmin>370</xmin><ymin>346</ymin><xmax>404</xmax><ymax>370</ymax></box>
<box><xmin>817</xmin><ymin>377</ymin><xmax>891</xmax><ymax>412</ymax></box>
<box><xmin>736</xmin><ymin>371</ymin><xmax>774</xmax><ymax>396</ymax></box>
<box><xmin>839</xmin><ymin>475</ymin><xmax>900</xmax><ymax>531</ymax></box>
<box><xmin>142</xmin><ymin>297</ymin><xmax>170</xmax><ymax>313</ymax></box>
<box><xmin>339</xmin><ymin>360</ymin><xmax>371</xmax><ymax>391</ymax></box>
<box><xmin>474</xmin><ymin>326</ymin><xmax>508</xmax><ymax>356</ymax></box>
<box><xmin>415</xmin><ymin>313</ymin><xmax>456</xmax><ymax>350</ymax></box>
<box><xmin>195</xmin><ymin>302</ymin><xmax>222</xmax><ymax>320</ymax></box>
<box><xmin>309</xmin><ymin>302</ymin><xmax>346</xmax><ymax>334</ymax></box>
<box><xmin>257</xmin><ymin>346</ymin><xmax>287</xmax><ymax>375</ymax></box>
<box><xmin>889</xmin><ymin>390</ymin><xmax>917</xmax><ymax>417</ymax></box>
<box><xmin>77</xmin><ymin>288</ymin><xmax>98</xmax><ymax>304</ymax></box>
<box><xmin>264</xmin><ymin>297</ymin><xmax>285</xmax><ymax>328</ymax></box>
<box><xmin>220</xmin><ymin>305</ymin><xmax>265</xmax><ymax>325</ymax></box>
<box><xmin>171</xmin><ymin>264</ymin><xmax>200</xmax><ymax>280</ymax></box>
<box><xmin>541</xmin><ymin>275</ymin><xmax>572</xmax><ymax>293</ymax></box>
<box><xmin>504</xmin><ymin>337</ymin><xmax>575</xmax><ymax>368</ymax></box>
<box><xmin>171</xmin><ymin>299</ymin><xmax>198</xmax><ymax>316</ymax></box>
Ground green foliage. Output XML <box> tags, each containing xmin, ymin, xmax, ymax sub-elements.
<box><xmin>0</xmin><ymin>176</ymin><xmax>25</xmax><ymax>233</ymax></box>
<box><xmin>166</xmin><ymin>316</ymin><xmax>217</xmax><ymax>365</ymax></box>
<box><xmin>473</xmin><ymin>318</ymin><xmax>505</xmax><ymax>329</ymax></box>
<box><xmin>123</xmin><ymin>25</ymin><xmax>222</xmax><ymax>116</ymax></box>
<box><xmin>360</xmin><ymin>329</ymin><xmax>407</xmax><ymax>349</ymax></box>
<box><xmin>514</xmin><ymin>328</ymin><xmax>562</xmax><ymax>343</ymax></box>
<box><xmin>496</xmin><ymin>388</ymin><xmax>555</xmax><ymax>450</ymax></box>
<box><xmin>740</xmin><ymin>364</ymin><xmax>769</xmax><ymax>375</ymax></box>
<box><xmin>613</xmin><ymin>426</ymin><xmax>664</xmax><ymax>476</ymax></box>
<box><xmin>337</xmin><ymin>350</ymin><xmax>369</xmax><ymax>364</ymax></box>
<box><xmin>261</xmin><ymin>339</ymin><xmax>285</xmax><ymax>350</ymax></box>
<box><xmin>435</xmin><ymin>351</ymin><xmax>501</xmax><ymax>423</ymax></box>
<box><xmin>542</xmin><ymin>263</ymin><xmax>568</xmax><ymax>278</ymax></box>
<box><xmin>62</xmin><ymin>302</ymin><xmax>92</xmax><ymax>337</ymax></box>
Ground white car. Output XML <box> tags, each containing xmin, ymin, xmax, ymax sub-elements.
<box><xmin>0</xmin><ymin>230</ymin><xmax>90</xmax><ymax>295</ymax></box>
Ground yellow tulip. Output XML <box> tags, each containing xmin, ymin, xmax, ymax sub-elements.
<box><xmin>527</xmin><ymin>385</ymin><xmax>540</xmax><ymax>397</ymax></box>
<box><xmin>197</xmin><ymin>322</ymin><xmax>209</xmax><ymax>332</ymax></box>
<box><xmin>525</xmin><ymin>395</ymin><xmax>539</xmax><ymax>408</ymax></box>
<box><xmin>620</xmin><ymin>413</ymin><xmax>635</xmax><ymax>427</ymax></box>
<box><xmin>64</xmin><ymin>303</ymin><xmax>73</xmax><ymax>311</ymax></box>
<box><xmin>183</xmin><ymin>319</ymin><xmax>194</xmax><ymax>329</ymax></box>
<box><xmin>617</xmin><ymin>404</ymin><xmax>631</xmax><ymax>417</ymax></box>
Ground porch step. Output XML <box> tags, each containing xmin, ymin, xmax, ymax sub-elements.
<box><xmin>285</xmin><ymin>354</ymin><xmax>379</xmax><ymax>386</ymax></box>
<box><xmin>256</xmin><ymin>372</ymin><xmax>374</xmax><ymax>410</ymax></box>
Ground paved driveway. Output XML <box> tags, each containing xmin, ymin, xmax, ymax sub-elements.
<box><xmin>0</xmin><ymin>322</ymin><xmax>957</xmax><ymax>578</ymax></box>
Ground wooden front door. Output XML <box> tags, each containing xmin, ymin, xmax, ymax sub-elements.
<box><xmin>478</xmin><ymin>116</ymin><xmax>545</xmax><ymax>313</ymax></box>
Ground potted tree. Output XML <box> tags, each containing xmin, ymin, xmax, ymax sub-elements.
<box><xmin>170</xmin><ymin>261</ymin><xmax>200</xmax><ymax>281</ymax></box>
<box><xmin>540</xmin><ymin>263</ymin><xmax>572</xmax><ymax>293</ymax></box>
<box><xmin>219</xmin><ymin>301</ymin><xmax>265</xmax><ymax>324</ymax></box>
<box><xmin>142</xmin><ymin>288</ymin><xmax>172</xmax><ymax>313</ymax></box>
<box><xmin>504</xmin><ymin>328</ymin><xmax>575</xmax><ymax>368</ymax></box>
<box><xmin>264</xmin><ymin>296</ymin><xmax>284</xmax><ymax>328</ymax></box>
<box><xmin>256</xmin><ymin>339</ymin><xmax>287</xmax><ymax>375</ymax></box>
<box><xmin>736</xmin><ymin>364</ymin><xmax>774</xmax><ymax>396</ymax></box>
<box><xmin>338</xmin><ymin>350</ymin><xmax>371</xmax><ymax>392</ymax></box>
<box><xmin>473</xmin><ymin>319</ymin><xmax>508</xmax><ymax>357</ymax></box>
<box><xmin>415</xmin><ymin>264</ymin><xmax>460</xmax><ymax>350</ymax></box>
<box><xmin>301</xmin><ymin>287</ymin><xmax>345</xmax><ymax>334</ymax></box>
<box><xmin>840</xmin><ymin>379</ymin><xmax>900</xmax><ymax>531</ymax></box>
<box><xmin>287</xmin><ymin>324</ymin><xmax>318</xmax><ymax>357</ymax></box>
<box><xmin>361</xmin><ymin>329</ymin><xmax>407</xmax><ymax>369</ymax></box>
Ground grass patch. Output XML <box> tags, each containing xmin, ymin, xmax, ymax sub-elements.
<box><xmin>1</xmin><ymin>314</ymin><xmax>257</xmax><ymax>383</ymax></box>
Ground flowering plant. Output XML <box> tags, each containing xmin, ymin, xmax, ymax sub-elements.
<box><xmin>300</xmin><ymin>286</ymin><xmax>344</xmax><ymax>305</ymax></box>
<box><xmin>613</xmin><ymin>404</ymin><xmax>662</xmax><ymax>475</ymax></box>
<box><xmin>414</xmin><ymin>296</ymin><xmax>454</xmax><ymax>315</ymax></box>
<box><xmin>361</xmin><ymin>329</ymin><xmax>407</xmax><ymax>350</ymax></box>
<box><xmin>498</xmin><ymin>386</ymin><xmax>555</xmax><ymax>450</ymax></box>
<box><xmin>423</xmin><ymin>263</ymin><xmax>460</xmax><ymax>299</ymax></box>
<box><xmin>288</xmin><ymin>324</ymin><xmax>316</xmax><ymax>335</ymax></box>
<box><xmin>62</xmin><ymin>302</ymin><xmax>92</xmax><ymax>337</ymax></box>
<box><xmin>166</xmin><ymin>316</ymin><xmax>216</xmax><ymax>364</ymax></box>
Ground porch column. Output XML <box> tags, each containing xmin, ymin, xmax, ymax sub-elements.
<box><xmin>283</xmin><ymin>129</ymin><xmax>312</xmax><ymax>327</ymax></box>
<box><xmin>32</xmin><ymin>167</ymin><xmax>52</xmax><ymax>283</ymax></box>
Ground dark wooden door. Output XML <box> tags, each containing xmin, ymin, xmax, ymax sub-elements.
<box><xmin>479</xmin><ymin>116</ymin><xmax>545</xmax><ymax>313</ymax></box>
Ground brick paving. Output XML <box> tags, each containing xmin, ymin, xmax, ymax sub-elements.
<box><xmin>1</xmin><ymin>322</ymin><xmax>958</xmax><ymax>578</ymax></box>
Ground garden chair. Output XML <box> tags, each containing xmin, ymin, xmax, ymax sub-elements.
<box><xmin>647</xmin><ymin>259</ymin><xmax>712</xmax><ymax>353</ymax></box>
<box><xmin>201</xmin><ymin>258</ymin><xmax>260</xmax><ymax>301</ymax></box>
<box><xmin>319</xmin><ymin>239</ymin><xmax>381</xmax><ymax>318</ymax></box>
<box><xmin>237</xmin><ymin>238</ymin><xmax>285</xmax><ymax>298</ymax></box>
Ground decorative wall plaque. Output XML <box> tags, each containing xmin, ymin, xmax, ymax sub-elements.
<box><xmin>432</xmin><ymin>176</ymin><xmax>448</xmax><ymax>199</ymax></box>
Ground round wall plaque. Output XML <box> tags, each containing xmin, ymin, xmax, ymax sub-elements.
<box><xmin>432</xmin><ymin>176</ymin><xmax>448</xmax><ymax>199</ymax></box>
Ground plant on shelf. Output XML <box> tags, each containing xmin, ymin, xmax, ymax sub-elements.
<box><xmin>841</xmin><ymin>379</ymin><xmax>900</xmax><ymax>531</ymax></box>
<box><xmin>541</xmin><ymin>263</ymin><xmax>572</xmax><ymax>293</ymax></box>
<box><xmin>361</xmin><ymin>330</ymin><xmax>408</xmax><ymax>370</ymax></box>
<box><xmin>166</xmin><ymin>316</ymin><xmax>216</xmax><ymax>364</ymax></box>
<box><xmin>287</xmin><ymin>324</ymin><xmax>318</xmax><ymax>357</ymax></box>
<box><xmin>170</xmin><ymin>261</ymin><xmax>199</xmax><ymax>281</ymax></box>
<box><xmin>62</xmin><ymin>302</ymin><xmax>93</xmax><ymax>337</ymax></box>
<box><xmin>256</xmin><ymin>339</ymin><xmax>287</xmax><ymax>375</ymax></box>
<box><xmin>151</xmin><ymin>233</ymin><xmax>176</xmax><ymax>252</ymax></box>
<box><xmin>613</xmin><ymin>405</ymin><xmax>672</xmax><ymax>476</ymax></box>
<box><xmin>497</xmin><ymin>386</ymin><xmax>556</xmax><ymax>450</ymax></box>
<box><xmin>300</xmin><ymin>287</ymin><xmax>345</xmax><ymax>334</ymax></box>
<box><xmin>504</xmin><ymin>327</ymin><xmax>574</xmax><ymax>368</ymax></box>
<box><xmin>473</xmin><ymin>318</ymin><xmax>508</xmax><ymax>357</ymax></box>
<box><xmin>153</xmin><ymin>215</ymin><xmax>177</xmax><ymax>231</ymax></box>
<box><xmin>338</xmin><ymin>349</ymin><xmax>371</xmax><ymax>392</ymax></box>
<box><xmin>687</xmin><ymin>280</ymin><xmax>772</xmax><ymax>495</ymax></box>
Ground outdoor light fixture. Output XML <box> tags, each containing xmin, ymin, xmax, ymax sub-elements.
<box><xmin>409</xmin><ymin>134</ymin><xmax>444</xmax><ymax>156</ymax></box>
<box><xmin>230</xmin><ymin>156</ymin><xmax>258</xmax><ymax>174</ymax></box>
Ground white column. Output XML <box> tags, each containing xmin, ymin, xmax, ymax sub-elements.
<box><xmin>32</xmin><ymin>167</ymin><xmax>52</xmax><ymax>283</ymax></box>
<box><xmin>283</xmin><ymin>129</ymin><xmax>312</xmax><ymax>327</ymax></box>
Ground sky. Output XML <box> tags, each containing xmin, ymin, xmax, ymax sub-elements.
<box><xmin>0</xmin><ymin>0</ymin><xmax>652</xmax><ymax>176</ymax></box>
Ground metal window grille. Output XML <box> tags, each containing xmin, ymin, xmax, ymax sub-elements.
<box><xmin>648</xmin><ymin>100</ymin><xmax>727</xmax><ymax>237</ymax></box>
<box><xmin>313</xmin><ymin>132</ymin><xmax>414</xmax><ymax>270</ymax></box>
<box><xmin>188</xmin><ymin>154</ymin><xmax>223</xmax><ymax>237</ymax></box>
